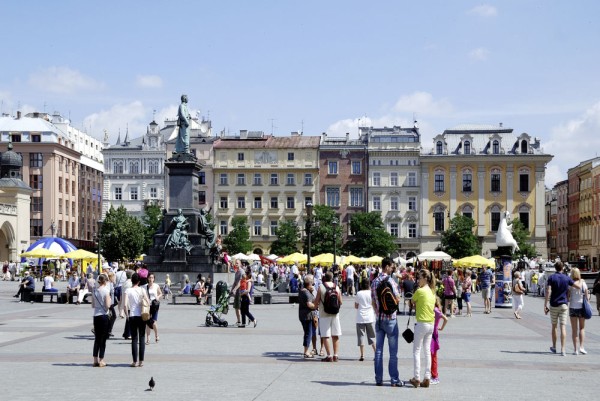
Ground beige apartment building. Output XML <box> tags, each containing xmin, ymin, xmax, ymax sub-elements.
<box><xmin>212</xmin><ymin>132</ymin><xmax>320</xmax><ymax>254</ymax></box>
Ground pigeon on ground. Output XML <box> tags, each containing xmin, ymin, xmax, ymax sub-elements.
<box><xmin>149</xmin><ymin>377</ymin><xmax>155</xmax><ymax>391</ymax></box>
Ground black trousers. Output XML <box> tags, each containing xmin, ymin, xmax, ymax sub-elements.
<box><xmin>93</xmin><ymin>314</ymin><xmax>110</xmax><ymax>358</ymax></box>
<box><xmin>130</xmin><ymin>316</ymin><xmax>146</xmax><ymax>363</ymax></box>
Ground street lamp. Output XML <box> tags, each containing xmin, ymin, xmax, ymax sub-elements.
<box><xmin>332</xmin><ymin>217</ymin><xmax>338</xmax><ymax>268</ymax></box>
<box><xmin>305</xmin><ymin>201</ymin><xmax>313</xmax><ymax>274</ymax></box>
<box><xmin>97</xmin><ymin>220</ymin><xmax>103</xmax><ymax>275</ymax></box>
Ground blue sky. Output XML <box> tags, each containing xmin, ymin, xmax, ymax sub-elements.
<box><xmin>2</xmin><ymin>0</ymin><xmax>600</xmax><ymax>185</ymax></box>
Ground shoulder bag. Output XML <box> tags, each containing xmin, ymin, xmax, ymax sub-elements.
<box><xmin>402</xmin><ymin>314</ymin><xmax>414</xmax><ymax>343</ymax></box>
<box><xmin>140</xmin><ymin>288</ymin><xmax>151</xmax><ymax>321</ymax></box>
<box><xmin>93</xmin><ymin>288</ymin><xmax>113</xmax><ymax>320</ymax></box>
<box><xmin>582</xmin><ymin>283</ymin><xmax>592</xmax><ymax>320</ymax></box>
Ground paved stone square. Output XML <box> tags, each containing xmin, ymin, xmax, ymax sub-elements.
<box><xmin>0</xmin><ymin>279</ymin><xmax>598</xmax><ymax>401</ymax></box>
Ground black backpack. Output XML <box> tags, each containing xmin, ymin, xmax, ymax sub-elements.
<box><xmin>377</xmin><ymin>277</ymin><xmax>398</xmax><ymax>315</ymax></box>
<box><xmin>323</xmin><ymin>284</ymin><xmax>340</xmax><ymax>314</ymax></box>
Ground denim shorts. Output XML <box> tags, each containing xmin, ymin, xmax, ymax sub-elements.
<box><xmin>569</xmin><ymin>307</ymin><xmax>585</xmax><ymax>318</ymax></box>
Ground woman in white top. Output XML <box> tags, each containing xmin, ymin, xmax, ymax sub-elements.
<box><xmin>512</xmin><ymin>271</ymin><xmax>525</xmax><ymax>319</ymax></box>
<box><xmin>568</xmin><ymin>268</ymin><xmax>589</xmax><ymax>355</ymax></box>
<box><xmin>145</xmin><ymin>273</ymin><xmax>163</xmax><ymax>345</ymax></box>
<box><xmin>124</xmin><ymin>272</ymin><xmax>150</xmax><ymax>367</ymax></box>
<box><xmin>354</xmin><ymin>279</ymin><xmax>375</xmax><ymax>361</ymax></box>
<box><xmin>91</xmin><ymin>274</ymin><xmax>111</xmax><ymax>367</ymax></box>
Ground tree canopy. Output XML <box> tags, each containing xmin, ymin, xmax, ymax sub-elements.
<box><xmin>440</xmin><ymin>214</ymin><xmax>481</xmax><ymax>259</ymax></box>
<box><xmin>223</xmin><ymin>216</ymin><xmax>253</xmax><ymax>255</ymax></box>
<box><xmin>270</xmin><ymin>220</ymin><xmax>300</xmax><ymax>256</ymax></box>
<box><xmin>510</xmin><ymin>218</ymin><xmax>537</xmax><ymax>258</ymax></box>
<box><xmin>141</xmin><ymin>204</ymin><xmax>163</xmax><ymax>252</ymax></box>
<box><xmin>343</xmin><ymin>212</ymin><xmax>397</xmax><ymax>257</ymax></box>
<box><xmin>101</xmin><ymin>205</ymin><xmax>145</xmax><ymax>262</ymax></box>
<box><xmin>305</xmin><ymin>205</ymin><xmax>342</xmax><ymax>256</ymax></box>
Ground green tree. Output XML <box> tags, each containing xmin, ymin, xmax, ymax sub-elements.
<box><xmin>441</xmin><ymin>215</ymin><xmax>481</xmax><ymax>259</ymax></box>
<box><xmin>141</xmin><ymin>204</ymin><xmax>163</xmax><ymax>252</ymax></box>
<box><xmin>223</xmin><ymin>216</ymin><xmax>253</xmax><ymax>255</ymax></box>
<box><xmin>101</xmin><ymin>205</ymin><xmax>145</xmax><ymax>262</ymax></box>
<box><xmin>270</xmin><ymin>220</ymin><xmax>300</xmax><ymax>256</ymax></box>
<box><xmin>343</xmin><ymin>212</ymin><xmax>396</xmax><ymax>257</ymax></box>
<box><xmin>307</xmin><ymin>205</ymin><xmax>342</xmax><ymax>255</ymax></box>
<box><xmin>511</xmin><ymin>218</ymin><xmax>537</xmax><ymax>258</ymax></box>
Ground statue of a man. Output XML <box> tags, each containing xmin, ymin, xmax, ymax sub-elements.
<box><xmin>165</xmin><ymin>208</ymin><xmax>193</xmax><ymax>253</ymax></box>
<box><xmin>198</xmin><ymin>206</ymin><xmax>216</xmax><ymax>248</ymax></box>
<box><xmin>176</xmin><ymin>94</ymin><xmax>191</xmax><ymax>154</ymax></box>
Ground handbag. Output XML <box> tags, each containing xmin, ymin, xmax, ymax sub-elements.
<box><xmin>582</xmin><ymin>285</ymin><xmax>592</xmax><ymax>320</ymax></box>
<box><xmin>402</xmin><ymin>315</ymin><xmax>414</xmax><ymax>343</ymax></box>
<box><xmin>93</xmin><ymin>289</ymin><xmax>113</xmax><ymax>320</ymax></box>
<box><xmin>140</xmin><ymin>288</ymin><xmax>151</xmax><ymax>321</ymax></box>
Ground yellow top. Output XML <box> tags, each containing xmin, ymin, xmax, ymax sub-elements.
<box><xmin>413</xmin><ymin>286</ymin><xmax>435</xmax><ymax>323</ymax></box>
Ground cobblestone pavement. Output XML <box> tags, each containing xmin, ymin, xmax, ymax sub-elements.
<box><xmin>0</xmin><ymin>279</ymin><xmax>598</xmax><ymax>401</ymax></box>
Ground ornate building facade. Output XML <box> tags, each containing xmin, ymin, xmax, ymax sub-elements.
<box><xmin>554</xmin><ymin>179</ymin><xmax>569</xmax><ymax>261</ymax></box>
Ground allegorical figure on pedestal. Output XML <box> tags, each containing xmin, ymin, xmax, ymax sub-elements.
<box><xmin>164</xmin><ymin>209</ymin><xmax>193</xmax><ymax>253</ymax></box>
<box><xmin>198</xmin><ymin>206</ymin><xmax>216</xmax><ymax>249</ymax></box>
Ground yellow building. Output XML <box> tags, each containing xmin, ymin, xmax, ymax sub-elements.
<box><xmin>212</xmin><ymin>131</ymin><xmax>320</xmax><ymax>254</ymax></box>
<box><xmin>420</xmin><ymin>124</ymin><xmax>553</xmax><ymax>258</ymax></box>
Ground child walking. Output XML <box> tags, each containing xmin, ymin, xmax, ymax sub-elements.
<box><xmin>431</xmin><ymin>297</ymin><xmax>448</xmax><ymax>385</ymax></box>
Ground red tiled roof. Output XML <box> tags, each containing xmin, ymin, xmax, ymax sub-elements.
<box><xmin>213</xmin><ymin>135</ymin><xmax>320</xmax><ymax>149</ymax></box>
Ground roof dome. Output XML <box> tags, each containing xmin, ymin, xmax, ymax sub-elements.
<box><xmin>1</xmin><ymin>142</ymin><xmax>23</xmax><ymax>179</ymax></box>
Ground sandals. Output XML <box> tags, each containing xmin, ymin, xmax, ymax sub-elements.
<box><xmin>145</xmin><ymin>339</ymin><xmax>150</xmax><ymax>345</ymax></box>
<box><xmin>321</xmin><ymin>356</ymin><xmax>333</xmax><ymax>362</ymax></box>
<box><xmin>303</xmin><ymin>353</ymin><xmax>314</xmax><ymax>359</ymax></box>
<box><xmin>155</xmin><ymin>336</ymin><xmax>160</xmax><ymax>343</ymax></box>
<box><xmin>130</xmin><ymin>362</ymin><xmax>137</xmax><ymax>367</ymax></box>
<box><xmin>310</xmin><ymin>349</ymin><xmax>318</xmax><ymax>356</ymax></box>
<box><xmin>359</xmin><ymin>356</ymin><xmax>364</xmax><ymax>361</ymax></box>
<box><xmin>138</xmin><ymin>362</ymin><xmax>144</xmax><ymax>367</ymax></box>
<box><xmin>319</xmin><ymin>350</ymin><xmax>325</xmax><ymax>357</ymax></box>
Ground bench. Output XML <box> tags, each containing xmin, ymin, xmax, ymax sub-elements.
<box><xmin>262</xmin><ymin>292</ymin><xmax>299</xmax><ymax>304</ymax></box>
<box><xmin>171</xmin><ymin>294</ymin><xmax>199</xmax><ymax>305</ymax></box>
<box><xmin>65</xmin><ymin>292</ymin><xmax>92</xmax><ymax>304</ymax></box>
<box><xmin>32</xmin><ymin>291</ymin><xmax>66</xmax><ymax>303</ymax></box>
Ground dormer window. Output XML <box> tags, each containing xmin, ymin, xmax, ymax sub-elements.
<box><xmin>436</xmin><ymin>141</ymin><xmax>443</xmax><ymax>155</ymax></box>
<box><xmin>464</xmin><ymin>141</ymin><xmax>471</xmax><ymax>155</ymax></box>
<box><xmin>520</xmin><ymin>140</ymin><xmax>528</xmax><ymax>154</ymax></box>
<box><xmin>492</xmin><ymin>140</ymin><xmax>499</xmax><ymax>155</ymax></box>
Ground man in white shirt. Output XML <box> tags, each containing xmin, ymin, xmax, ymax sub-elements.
<box><xmin>346</xmin><ymin>264</ymin><xmax>356</xmax><ymax>296</ymax></box>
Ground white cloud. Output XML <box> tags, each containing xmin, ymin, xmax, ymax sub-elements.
<box><xmin>28</xmin><ymin>67</ymin><xmax>104</xmax><ymax>94</ymax></box>
<box><xmin>136</xmin><ymin>75</ymin><xmax>163</xmax><ymax>89</ymax></box>
<box><xmin>468</xmin><ymin>4</ymin><xmax>498</xmax><ymax>17</ymax></box>
<box><xmin>83</xmin><ymin>101</ymin><xmax>147</xmax><ymax>143</ymax></box>
<box><xmin>545</xmin><ymin>101</ymin><xmax>600</xmax><ymax>186</ymax></box>
<box><xmin>469</xmin><ymin>47</ymin><xmax>490</xmax><ymax>61</ymax></box>
<box><xmin>393</xmin><ymin>92</ymin><xmax>453</xmax><ymax>116</ymax></box>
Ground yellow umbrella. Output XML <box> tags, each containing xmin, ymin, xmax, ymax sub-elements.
<box><xmin>455</xmin><ymin>255</ymin><xmax>495</xmax><ymax>268</ymax></box>
<box><xmin>345</xmin><ymin>255</ymin><xmax>364</xmax><ymax>265</ymax></box>
<box><xmin>278</xmin><ymin>252</ymin><xmax>307</xmax><ymax>264</ymax></box>
<box><xmin>20</xmin><ymin>248</ymin><xmax>60</xmax><ymax>258</ymax></box>
<box><xmin>62</xmin><ymin>249</ymin><xmax>100</xmax><ymax>261</ymax></box>
<box><xmin>311</xmin><ymin>253</ymin><xmax>344</xmax><ymax>265</ymax></box>
<box><xmin>364</xmin><ymin>255</ymin><xmax>383</xmax><ymax>264</ymax></box>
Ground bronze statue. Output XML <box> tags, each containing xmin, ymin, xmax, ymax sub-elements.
<box><xmin>198</xmin><ymin>206</ymin><xmax>216</xmax><ymax>248</ymax></box>
<box><xmin>164</xmin><ymin>209</ymin><xmax>193</xmax><ymax>253</ymax></box>
<box><xmin>176</xmin><ymin>94</ymin><xmax>191</xmax><ymax>154</ymax></box>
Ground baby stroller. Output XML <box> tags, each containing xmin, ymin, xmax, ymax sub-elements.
<box><xmin>205</xmin><ymin>280</ymin><xmax>229</xmax><ymax>327</ymax></box>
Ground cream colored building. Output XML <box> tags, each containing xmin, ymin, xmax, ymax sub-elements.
<box><xmin>420</xmin><ymin>124</ymin><xmax>552</xmax><ymax>258</ymax></box>
<box><xmin>591</xmin><ymin>161</ymin><xmax>600</xmax><ymax>270</ymax></box>
<box><xmin>212</xmin><ymin>132</ymin><xmax>320</xmax><ymax>254</ymax></box>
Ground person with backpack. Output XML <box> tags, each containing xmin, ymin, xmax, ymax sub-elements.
<box><xmin>370</xmin><ymin>257</ymin><xmax>402</xmax><ymax>387</ymax></box>
<box><xmin>313</xmin><ymin>271</ymin><xmax>342</xmax><ymax>362</ymax></box>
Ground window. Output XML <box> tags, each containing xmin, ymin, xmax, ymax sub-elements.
<box><xmin>462</xmin><ymin>172</ymin><xmax>472</xmax><ymax>192</ymax></box>
<box><xmin>464</xmin><ymin>141</ymin><xmax>471</xmax><ymax>155</ymax></box>
<box><xmin>408</xmin><ymin>172</ymin><xmax>417</xmax><ymax>187</ymax></box>
<box><xmin>491</xmin><ymin>171</ymin><xmax>501</xmax><ymax>192</ymax></box>
<box><xmin>351</xmin><ymin>161</ymin><xmax>361</xmax><ymax>175</ymax></box>
<box><xmin>72</xmin><ymin>181</ymin><xmax>75</xmax><ymax>194</ymax></box>
<box><xmin>220</xmin><ymin>196</ymin><xmax>228</xmax><ymax>209</ymax></box>
<box><xmin>253</xmin><ymin>173</ymin><xmax>262</xmax><ymax>185</ymax></box>
<box><xmin>326</xmin><ymin>187</ymin><xmax>340</xmax><ymax>207</ymax></box>
<box><xmin>270</xmin><ymin>173</ymin><xmax>279</xmax><ymax>185</ymax></box>
<box><xmin>220</xmin><ymin>221</ymin><xmax>228</xmax><ymax>235</ymax></box>
<box><xmin>237</xmin><ymin>196</ymin><xmax>246</xmax><ymax>209</ymax></box>
<box><xmin>30</xmin><ymin>174</ymin><xmax>43</xmax><ymax>190</ymax></box>
<box><xmin>150</xmin><ymin>187</ymin><xmax>157</xmax><ymax>198</ymax></box>
<box><xmin>129</xmin><ymin>161</ymin><xmax>139</xmax><ymax>174</ymax></box>
<box><xmin>492</xmin><ymin>140</ymin><xmax>499</xmax><ymax>155</ymax></box>
<box><xmin>286</xmin><ymin>173</ymin><xmax>295</xmax><ymax>185</ymax></box>
<box><xmin>199</xmin><ymin>171</ymin><xmax>206</xmax><ymax>185</ymax></box>
<box><xmin>236</xmin><ymin>173</ymin><xmax>246</xmax><ymax>185</ymax></box>
<box><xmin>270</xmin><ymin>221</ymin><xmax>278</xmax><ymax>236</ymax></box>
<box><xmin>304</xmin><ymin>173</ymin><xmax>312</xmax><ymax>185</ymax></box>
<box><xmin>390</xmin><ymin>223</ymin><xmax>399</xmax><ymax>237</ymax></box>
<box><xmin>113</xmin><ymin>161</ymin><xmax>123</xmax><ymax>174</ymax></box>
<box><xmin>286</xmin><ymin>196</ymin><xmax>295</xmax><ymax>209</ymax></box>
<box><xmin>408</xmin><ymin>196</ymin><xmax>416</xmax><ymax>211</ymax></box>
<box><xmin>254</xmin><ymin>197</ymin><xmax>262</xmax><ymax>209</ymax></box>
<box><xmin>390</xmin><ymin>196</ymin><xmax>399</xmax><ymax>211</ymax></box>
<box><xmin>328</xmin><ymin>161</ymin><xmax>338</xmax><ymax>175</ymax></box>
<box><xmin>31</xmin><ymin>134</ymin><xmax>41</xmax><ymax>142</ymax></box>
<box><xmin>270</xmin><ymin>196</ymin><xmax>278</xmax><ymax>209</ymax></box>
<box><xmin>31</xmin><ymin>196</ymin><xmax>43</xmax><ymax>213</ymax></box>
<box><xmin>30</xmin><ymin>152</ymin><xmax>43</xmax><ymax>167</ymax></box>
<box><xmin>30</xmin><ymin>219</ymin><xmax>43</xmax><ymax>236</ymax></box>
<box><xmin>65</xmin><ymin>179</ymin><xmax>69</xmax><ymax>194</ymax></box>
<box><xmin>59</xmin><ymin>179</ymin><xmax>62</xmax><ymax>193</ymax></box>
<box><xmin>198</xmin><ymin>191</ymin><xmax>206</xmax><ymax>204</ymax></box>
<box><xmin>219</xmin><ymin>173</ymin><xmax>228</xmax><ymax>185</ymax></box>
<box><xmin>519</xmin><ymin>172</ymin><xmax>529</xmax><ymax>192</ymax></box>
<box><xmin>373</xmin><ymin>172</ymin><xmax>381</xmax><ymax>186</ymax></box>
<box><xmin>373</xmin><ymin>196</ymin><xmax>381</xmax><ymax>211</ymax></box>
<box><xmin>434</xmin><ymin>210</ymin><xmax>445</xmax><ymax>232</ymax></box>
<box><xmin>11</xmin><ymin>134</ymin><xmax>21</xmax><ymax>142</ymax></box>
<box><xmin>149</xmin><ymin>161</ymin><xmax>159</xmax><ymax>174</ymax></box>
<box><xmin>254</xmin><ymin>220</ymin><xmax>262</xmax><ymax>236</ymax></box>
<box><xmin>58</xmin><ymin>199</ymin><xmax>63</xmax><ymax>214</ymax></box>
<box><xmin>519</xmin><ymin>206</ymin><xmax>530</xmax><ymax>231</ymax></box>
<box><xmin>72</xmin><ymin>201</ymin><xmax>75</xmax><ymax>217</ymax></box>
<box><xmin>287</xmin><ymin>152</ymin><xmax>294</xmax><ymax>161</ymax></box>
<box><xmin>521</xmin><ymin>140</ymin><xmax>528</xmax><ymax>154</ymax></box>
<box><xmin>130</xmin><ymin>187</ymin><xmax>138</xmax><ymax>200</ymax></box>
<box><xmin>65</xmin><ymin>202</ymin><xmax>69</xmax><ymax>216</ymax></box>
<box><xmin>350</xmin><ymin>188</ymin><xmax>363</xmax><ymax>207</ymax></box>
<box><xmin>59</xmin><ymin>157</ymin><xmax>63</xmax><ymax>171</ymax></box>
<box><xmin>390</xmin><ymin>172</ymin><xmax>398</xmax><ymax>187</ymax></box>
<box><xmin>436</xmin><ymin>141</ymin><xmax>443</xmax><ymax>155</ymax></box>
<box><xmin>408</xmin><ymin>223</ymin><xmax>417</xmax><ymax>238</ymax></box>
<box><xmin>434</xmin><ymin>173</ymin><xmax>445</xmax><ymax>192</ymax></box>
<box><xmin>462</xmin><ymin>205</ymin><xmax>473</xmax><ymax>220</ymax></box>
<box><xmin>305</xmin><ymin>197</ymin><xmax>312</xmax><ymax>207</ymax></box>
<box><xmin>491</xmin><ymin>206</ymin><xmax>501</xmax><ymax>231</ymax></box>
<box><xmin>237</xmin><ymin>152</ymin><xmax>245</xmax><ymax>161</ymax></box>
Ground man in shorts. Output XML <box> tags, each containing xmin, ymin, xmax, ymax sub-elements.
<box><xmin>544</xmin><ymin>261</ymin><xmax>580</xmax><ymax>356</ymax></box>
<box><xmin>478</xmin><ymin>267</ymin><xmax>494</xmax><ymax>314</ymax></box>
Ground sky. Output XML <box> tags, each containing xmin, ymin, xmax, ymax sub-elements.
<box><xmin>2</xmin><ymin>0</ymin><xmax>600</xmax><ymax>186</ymax></box>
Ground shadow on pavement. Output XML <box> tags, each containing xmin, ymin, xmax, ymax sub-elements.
<box><xmin>500</xmin><ymin>350</ymin><xmax>551</xmax><ymax>355</ymax></box>
<box><xmin>312</xmin><ymin>380</ymin><xmax>376</xmax><ymax>387</ymax></box>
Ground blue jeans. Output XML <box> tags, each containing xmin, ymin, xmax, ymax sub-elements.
<box><xmin>300</xmin><ymin>319</ymin><xmax>314</xmax><ymax>348</ymax></box>
<box><xmin>374</xmin><ymin>318</ymin><xmax>399</xmax><ymax>385</ymax></box>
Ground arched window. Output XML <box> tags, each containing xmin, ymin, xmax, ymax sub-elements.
<box><xmin>129</xmin><ymin>161</ymin><xmax>139</xmax><ymax>174</ymax></box>
<box><xmin>519</xmin><ymin>205</ymin><xmax>530</xmax><ymax>231</ymax></box>
<box><xmin>434</xmin><ymin>169</ymin><xmax>445</xmax><ymax>192</ymax></box>
<box><xmin>436</xmin><ymin>141</ymin><xmax>443</xmax><ymax>155</ymax></box>
<box><xmin>462</xmin><ymin>205</ymin><xmax>473</xmax><ymax>220</ymax></box>
<box><xmin>491</xmin><ymin>205</ymin><xmax>501</xmax><ymax>232</ymax></box>
<box><xmin>492</xmin><ymin>140</ymin><xmax>499</xmax><ymax>154</ymax></box>
<box><xmin>113</xmin><ymin>161</ymin><xmax>123</xmax><ymax>174</ymax></box>
<box><xmin>490</xmin><ymin>168</ymin><xmax>501</xmax><ymax>192</ymax></box>
<box><xmin>521</xmin><ymin>140</ymin><xmax>528</xmax><ymax>154</ymax></box>
<box><xmin>464</xmin><ymin>141</ymin><xmax>471</xmax><ymax>155</ymax></box>
<box><xmin>462</xmin><ymin>168</ymin><xmax>473</xmax><ymax>192</ymax></box>
<box><xmin>433</xmin><ymin>205</ymin><xmax>446</xmax><ymax>232</ymax></box>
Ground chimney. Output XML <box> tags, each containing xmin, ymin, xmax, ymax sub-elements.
<box><xmin>16</xmin><ymin>111</ymin><xmax>21</xmax><ymax>119</ymax></box>
<box><xmin>346</xmin><ymin>132</ymin><xmax>350</xmax><ymax>141</ymax></box>
<box><xmin>499</xmin><ymin>122</ymin><xmax>503</xmax><ymax>128</ymax></box>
